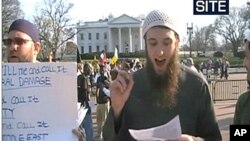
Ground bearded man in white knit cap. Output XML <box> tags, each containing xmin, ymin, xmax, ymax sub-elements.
<box><xmin>103</xmin><ymin>10</ymin><xmax>221</xmax><ymax>141</ymax></box>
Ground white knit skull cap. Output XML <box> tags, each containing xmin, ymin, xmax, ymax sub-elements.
<box><xmin>142</xmin><ymin>10</ymin><xmax>179</xmax><ymax>37</ymax></box>
<box><xmin>244</xmin><ymin>29</ymin><xmax>250</xmax><ymax>42</ymax></box>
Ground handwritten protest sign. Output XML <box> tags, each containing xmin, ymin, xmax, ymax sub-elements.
<box><xmin>2</xmin><ymin>62</ymin><xmax>78</xmax><ymax>141</ymax></box>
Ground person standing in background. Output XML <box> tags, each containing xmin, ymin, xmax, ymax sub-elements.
<box><xmin>4</xmin><ymin>19</ymin><xmax>85</xmax><ymax>141</ymax></box>
<box><xmin>220</xmin><ymin>57</ymin><xmax>230</xmax><ymax>80</ymax></box>
<box><xmin>78</xmin><ymin>63</ymin><xmax>94</xmax><ymax>141</ymax></box>
<box><xmin>95</xmin><ymin>64</ymin><xmax>110</xmax><ymax>140</ymax></box>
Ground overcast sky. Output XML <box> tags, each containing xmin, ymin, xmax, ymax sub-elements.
<box><xmin>20</xmin><ymin>0</ymin><xmax>249</xmax><ymax>40</ymax></box>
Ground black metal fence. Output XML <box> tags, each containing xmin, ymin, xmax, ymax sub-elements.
<box><xmin>208</xmin><ymin>79</ymin><xmax>248</xmax><ymax>103</ymax></box>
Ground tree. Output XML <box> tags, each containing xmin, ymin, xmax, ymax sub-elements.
<box><xmin>2</xmin><ymin>0</ymin><xmax>24</xmax><ymax>61</ymax></box>
<box><xmin>214</xmin><ymin>7</ymin><xmax>248</xmax><ymax>56</ymax></box>
<box><xmin>33</xmin><ymin>0</ymin><xmax>75</xmax><ymax>61</ymax></box>
<box><xmin>242</xmin><ymin>5</ymin><xmax>250</xmax><ymax>28</ymax></box>
<box><xmin>192</xmin><ymin>24</ymin><xmax>217</xmax><ymax>54</ymax></box>
<box><xmin>2</xmin><ymin>0</ymin><xmax>24</xmax><ymax>38</ymax></box>
<box><xmin>192</xmin><ymin>26</ymin><xmax>203</xmax><ymax>54</ymax></box>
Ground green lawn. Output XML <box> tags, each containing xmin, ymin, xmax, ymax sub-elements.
<box><xmin>82</xmin><ymin>56</ymin><xmax>244</xmax><ymax>66</ymax></box>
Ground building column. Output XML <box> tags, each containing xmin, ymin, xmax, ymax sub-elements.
<box><xmin>118</xmin><ymin>28</ymin><xmax>122</xmax><ymax>53</ymax></box>
<box><xmin>108</xmin><ymin>28</ymin><xmax>112</xmax><ymax>52</ymax></box>
<box><xmin>129</xmin><ymin>27</ymin><xmax>132</xmax><ymax>52</ymax></box>
<box><xmin>139</xmin><ymin>27</ymin><xmax>143</xmax><ymax>50</ymax></box>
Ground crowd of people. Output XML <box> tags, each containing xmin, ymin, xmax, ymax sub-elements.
<box><xmin>181</xmin><ymin>57</ymin><xmax>230</xmax><ymax>80</ymax></box>
<box><xmin>3</xmin><ymin>9</ymin><xmax>249</xmax><ymax>141</ymax></box>
<box><xmin>77</xmin><ymin>58</ymin><xmax>145</xmax><ymax>140</ymax></box>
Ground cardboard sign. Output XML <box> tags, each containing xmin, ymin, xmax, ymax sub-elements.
<box><xmin>2</xmin><ymin>62</ymin><xmax>78</xmax><ymax>141</ymax></box>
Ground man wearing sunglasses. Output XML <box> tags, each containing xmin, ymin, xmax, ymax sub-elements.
<box><xmin>3</xmin><ymin>19</ymin><xmax>85</xmax><ymax>141</ymax></box>
<box><xmin>3</xmin><ymin>19</ymin><xmax>41</xmax><ymax>63</ymax></box>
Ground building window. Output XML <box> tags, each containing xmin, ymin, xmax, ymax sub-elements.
<box><xmin>104</xmin><ymin>32</ymin><xmax>107</xmax><ymax>39</ymax></box>
<box><xmin>96</xmin><ymin>33</ymin><xmax>99</xmax><ymax>40</ymax></box>
<box><xmin>81</xmin><ymin>46</ymin><xmax>84</xmax><ymax>54</ymax></box>
<box><xmin>96</xmin><ymin>45</ymin><xmax>100</xmax><ymax>52</ymax></box>
<box><xmin>89</xmin><ymin>46</ymin><xmax>92</xmax><ymax>53</ymax></box>
<box><xmin>80</xmin><ymin>33</ymin><xmax>84</xmax><ymax>40</ymax></box>
<box><xmin>88</xmin><ymin>33</ymin><xmax>92</xmax><ymax>40</ymax></box>
<box><xmin>104</xmin><ymin>45</ymin><xmax>108</xmax><ymax>52</ymax></box>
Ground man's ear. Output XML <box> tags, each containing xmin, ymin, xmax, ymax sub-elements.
<box><xmin>34</xmin><ymin>42</ymin><xmax>41</xmax><ymax>55</ymax></box>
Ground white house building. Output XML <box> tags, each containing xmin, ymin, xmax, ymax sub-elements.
<box><xmin>77</xmin><ymin>14</ymin><xmax>144</xmax><ymax>54</ymax></box>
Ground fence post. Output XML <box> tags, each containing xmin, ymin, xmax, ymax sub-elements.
<box><xmin>213</xmin><ymin>81</ymin><xmax>217</xmax><ymax>103</ymax></box>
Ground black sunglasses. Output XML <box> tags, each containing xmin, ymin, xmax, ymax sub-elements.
<box><xmin>2</xmin><ymin>37</ymin><xmax>33</xmax><ymax>47</ymax></box>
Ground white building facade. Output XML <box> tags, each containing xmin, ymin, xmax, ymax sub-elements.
<box><xmin>77</xmin><ymin>14</ymin><xmax>144</xmax><ymax>54</ymax></box>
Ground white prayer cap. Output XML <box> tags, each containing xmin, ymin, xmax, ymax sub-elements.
<box><xmin>142</xmin><ymin>10</ymin><xmax>179</xmax><ymax>37</ymax></box>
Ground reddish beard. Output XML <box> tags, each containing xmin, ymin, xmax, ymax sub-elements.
<box><xmin>145</xmin><ymin>50</ymin><xmax>180</xmax><ymax>108</ymax></box>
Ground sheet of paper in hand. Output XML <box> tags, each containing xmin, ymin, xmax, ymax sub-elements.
<box><xmin>2</xmin><ymin>62</ymin><xmax>78</xmax><ymax>141</ymax></box>
<box><xmin>77</xmin><ymin>103</ymin><xmax>88</xmax><ymax>126</ymax></box>
<box><xmin>129</xmin><ymin>115</ymin><xmax>181</xmax><ymax>141</ymax></box>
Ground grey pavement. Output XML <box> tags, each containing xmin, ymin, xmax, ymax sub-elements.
<box><xmin>206</xmin><ymin>72</ymin><xmax>247</xmax><ymax>80</ymax></box>
<box><xmin>214</xmin><ymin>100</ymin><xmax>236</xmax><ymax>141</ymax></box>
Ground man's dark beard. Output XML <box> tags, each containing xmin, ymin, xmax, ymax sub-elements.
<box><xmin>145</xmin><ymin>51</ymin><xmax>180</xmax><ymax>108</ymax></box>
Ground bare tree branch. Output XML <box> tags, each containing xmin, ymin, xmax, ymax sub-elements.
<box><xmin>33</xmin><ymin>0</ymin><xmax>76</xmax><ymax>61</ymax></box>
<box><xmin>2</xmin><ymin>0</ymin><xmax>24</xmax><ymax>38</ymax></box>
<box><xmin>214</xmin><ymin>7</ymin><xmax>248</xmax><ymax>56</ymax></box>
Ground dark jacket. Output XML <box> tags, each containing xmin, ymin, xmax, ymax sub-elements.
<box><xmin>77</xmin><ymin>74</ymin><xmax>91</xmax><ymax>113</ymax></box>
<box><xmin>234</xmin><ymin>90</ymin><xmax>250</xmax><ymax>124</ymax></box>
<box><xmin>103</xmin><ymin>65</ymin><xmax>222</xmax><ymax>141</ymax></box>
<box><xmin>96</xmin><ymin>75</ymin><xmax>109</xmax><ymax>104</ymax></box>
